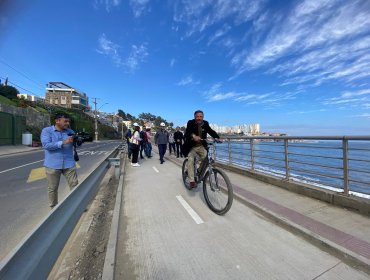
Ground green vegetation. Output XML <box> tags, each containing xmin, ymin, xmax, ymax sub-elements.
<box><xmin>0</xmin><ymin>95</ymin><xmax>17</xmax><ymax>106</ymax></box>
<box><xmin>1</xmin><ymin>94</ymin><xmax>176</xmax><ymax>142</ymax></box>
<box><xmin>0</xmin><ymin>85</ymin><xmax>19</xmax><ymax>99</ymax></box>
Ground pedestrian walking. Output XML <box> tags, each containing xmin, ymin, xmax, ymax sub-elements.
<box><xmin>126</xmin><ymin>128</ymin><xmax>132</xmax><ymax>159</ymax></box>
<box><xmin>174</xmin><ymin>126</ymin><xmax>184</xmax><ymax>158</ymax></box>
<box><xmin>154</xmin><ymin>122</ymin><xmax>169</xmax><ymax>164</ymax></box>
<box><xmin>145</xmin><ymin>127</ymin><xmax>153</xmax><ymax>157</ymax></box>
<box><xmin>130</xmin><ymin>123</ymin><xmax>141</xmax><ymax>167</ymax></box>
<box><xmin>168</xmin><ymin>130</ymin><xmax>176</xmax><ymax>155</ymax></box>
<box><xmin>139</xmin><ymin>126</ymin><xmax>147</xmax><ymax>159</ymax></box>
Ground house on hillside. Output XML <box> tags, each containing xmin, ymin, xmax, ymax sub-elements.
<box><xmin>45</xmin><ymin>82</ymin><xmax>89</xmax><ymax>110</ymax></box>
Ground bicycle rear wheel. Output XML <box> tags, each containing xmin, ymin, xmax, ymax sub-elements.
<box><xmin>182</xmin><ymin>159</ymin><xmax>191</xmax><ymax>190</ymax></box>
<box><xmin>203</xmin><ymin>168</ymin><xmax>233</xmax><ymax>215</ymax></box>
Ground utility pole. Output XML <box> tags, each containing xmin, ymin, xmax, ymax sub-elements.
<box><xmin>92</xmin><ymin>98</ymin><xmax>98</xmax><ymax>141</ymax></box>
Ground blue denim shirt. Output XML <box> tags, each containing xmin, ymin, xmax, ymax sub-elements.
<box><xmin>41</xmin><ymin>125</ymin><xmax>76</xmax><ymax>169</ymax></box>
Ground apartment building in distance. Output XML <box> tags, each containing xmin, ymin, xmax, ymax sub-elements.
<box><xmin>45</xmin><ymin>82</ymin><xmax>89</xmax><ymax>110</ymax></box>
<box><xmin>210</xmin><ymin>123</ymin><xmax>260</xmax><ymax>135</ymax></box>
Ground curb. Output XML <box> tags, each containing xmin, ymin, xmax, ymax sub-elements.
<box><xmin>102</xmin><ymin>152</ymin><xmax>127</xmax><ymax>280</ymax></box>
<box><xmin>0</xmin><ymin>147</ymin><xmax>42</xmax><ymax>157</ymax></box>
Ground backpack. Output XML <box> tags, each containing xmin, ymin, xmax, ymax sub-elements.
<box><xmin>140</xmin><ymin>130</ymin><xmax>148</xmax><ymax>143</ymax></box>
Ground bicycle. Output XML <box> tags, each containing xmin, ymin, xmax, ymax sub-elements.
<box><xmin>182</xmin><ymin>139</ymin><xmax>233</xmax><ymax>215</ymax></box>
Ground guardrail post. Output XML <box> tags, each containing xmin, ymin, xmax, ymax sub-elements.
<box><xmin>250</xmin><ymin>139</ymin><xmax>255</xmax><ymax>171</ymax></box>
<box><xmin>108</xmin><ymin>158</ymin><xmax>121</xmax><ymax>180</ymax></box>
<box><xmin>342</xmin><ymin>138</ymin><xmax>349</xmax><ymax>195</ymax></box>
<box><xmin>284</xmin><ymin>139</ymin><xmax>290</xmax><ymax>180</ymax></box>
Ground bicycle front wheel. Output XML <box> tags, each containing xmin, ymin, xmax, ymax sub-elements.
<box><xmin>203</xmin><ymin>168</ymin><xmax>233</xmax><ymax>215</ymax></box>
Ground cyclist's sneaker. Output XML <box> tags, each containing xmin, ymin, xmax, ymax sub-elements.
<box><xmin>190</xmin><ymin>181</ymin><xmax>197</xmax><ymax>188</ymax></box>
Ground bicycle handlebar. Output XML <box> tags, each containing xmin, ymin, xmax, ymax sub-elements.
<box><xmin>201</xmin><ymin>138</ymin><xmax>223</xmax><ymax>144</ymax></box>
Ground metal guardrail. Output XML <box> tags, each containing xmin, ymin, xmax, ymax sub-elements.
<box><xmin>215</xmin><ymin>136</ymin><xmax>370</xmax><ymax>196</ymax></box>
<box><xmin>0</xmin><ymin>148</ymin><xmax>119</xmax><ymax>280</ymax></box>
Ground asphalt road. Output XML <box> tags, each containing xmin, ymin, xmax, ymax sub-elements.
<box><xmin>0</xmin><ymin>140</ymin><xmax>122</xmax><ymax>261</ymax></box>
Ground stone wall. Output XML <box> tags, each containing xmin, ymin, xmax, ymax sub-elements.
<box><xmin>0</xmin><ymin>103</ymin><xmax>50</xmax><ymax>128</ymax></box>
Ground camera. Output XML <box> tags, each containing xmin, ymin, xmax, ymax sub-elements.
<box><xmin>67</xmin><ymin>133</ymin><xmax>84</xmax><ymax>146</ymax></box>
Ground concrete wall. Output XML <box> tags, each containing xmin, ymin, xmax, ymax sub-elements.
<box><xmin>217</xmin><ymin>162</ymin><xmax>370</xmax><ymax>216</ymax></box>
<box><xmin>0</xmin><ymin>104</ymin><xmax>50</xmax><ymax>129</ymax></box>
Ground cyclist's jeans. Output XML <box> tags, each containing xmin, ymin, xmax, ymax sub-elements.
<box><xmin>187</xmin><ymin>146</ymin><xmax>207</xmax><ymax>182</ymax></box>
<box><xmin>45</xmin><ymin>167</ymin><xmax>78</xmax><ymax>207</ymax></box>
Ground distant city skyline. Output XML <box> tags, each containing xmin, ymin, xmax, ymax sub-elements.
<box><xmin>1</xmin><ymin>1</ymin><xmax>370</xmax><ymax>136</ymax></box>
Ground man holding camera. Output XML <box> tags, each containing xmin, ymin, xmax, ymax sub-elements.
<box><xmin>41</xmin><ymin>113</ymin><xmax>81</xmax><ymax>208</ymax></box>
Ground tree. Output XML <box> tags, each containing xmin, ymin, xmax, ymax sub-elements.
<box><xmin>117</xmin><ymin>109</ymin><xmax>127</xmax><ymax>119</ymax></box>
<box><xmin>0</xmin><ymin>85</ymin><xmax>19</xmax><ymax>99</ymax></box>
<box><xmin>126</xmin><ymin>113</ymin><xmax>134</xmax><ymax>121</ymax></box>
<box><xmin>138</xmin><ymin>112</ymin><xmax>156</xmax><ymax>121</ymax></box>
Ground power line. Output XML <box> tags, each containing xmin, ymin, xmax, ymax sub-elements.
<box><xmin>0</xmin><ymin>58</ymin><xmax>46</xmax><ymax>90</ymax></box>
<box><xmin>0</xmin><ymin>76</ymin><xmax>41</xmax><ymax>96</ymax></box>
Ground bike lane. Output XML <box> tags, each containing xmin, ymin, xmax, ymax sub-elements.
<box><xmin>114</xmin><ymin>152</ymin><xmax>369</xmax><ymax>279</ymax></box>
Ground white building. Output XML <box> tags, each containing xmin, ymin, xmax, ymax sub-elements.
<box><xmin>17</xmin><ymin>93</ymin><xmax>44</xmax><ymax>103</ymax></box>
<box><xmin>210</xmin><ymin>123</ymin><xmax>260</xmax><ymax>135</ymax></box>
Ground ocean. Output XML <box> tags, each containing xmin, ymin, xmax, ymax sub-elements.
<box><xmin>214</xmin><ymin>140</ymin><xmax>370</xmax><ymax>197</ymax></box>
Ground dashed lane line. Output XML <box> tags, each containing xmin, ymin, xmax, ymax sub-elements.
<box><xmin>0</xmin><ymin>160</ymin><xmax>43</xmax><ymax>174</ymax></box>
<box><xmin>152</xmin><ymin>166</ymin><xmax>159</xmax><ymax>173</ymax></box>
<box><xmin>176</xmin><ymin>195</ymin><xmax>204</xmax><ymax>224</ymax></box>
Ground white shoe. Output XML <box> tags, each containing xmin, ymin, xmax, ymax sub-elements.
<box><xmin>132</xmin><ymin>163</ymin><xmax>140</xmax><ymax>167</ymax></box>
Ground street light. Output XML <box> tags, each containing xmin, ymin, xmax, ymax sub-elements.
<box><xmin>94</xmin><ymin>102</ymin><xmax>108</xmax><ymax>141</ymax></box>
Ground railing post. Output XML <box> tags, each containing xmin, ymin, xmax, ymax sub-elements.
<box><xmin>342</xmin><ymin>138</ymin><xmax>349</xmax><ymax>195</ymax></box>
<box><xmin>227</xmin><ymin>138</ymin><xmax>231</xmax><ymax>164</ymax></box>
<box><xmin>250</xmin><ymin>139</ymin><xmax>255</xmax><ymax>171</ymax></box>
<box><xmin>284</xmin><ymin>139</ymin><xmax>290</xmax><ymax>180</ymax></box>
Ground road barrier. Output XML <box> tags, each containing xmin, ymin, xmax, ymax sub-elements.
<box><xmin>0</xmin><ymin>147</ymin><xmax>119</xmax><ymax>280</ymax></box>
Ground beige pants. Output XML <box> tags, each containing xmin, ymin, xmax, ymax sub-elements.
<box><xmin>45</xmin><ymin>167</ymin><xmax>78</xmax><ymax>207</ymax></box>
<box><xmin>187</xmin><ymin>145</ymin><xmax>207</xmax><ymax>182</ymax></box>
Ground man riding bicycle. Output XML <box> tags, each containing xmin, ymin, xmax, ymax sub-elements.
<box><xmin>183</xmin><ymin>110</ymin><xmax>221</xmax><ymax>189</ymax></box>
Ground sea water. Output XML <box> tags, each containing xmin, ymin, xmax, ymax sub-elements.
<box><xmin>215</xmin><ymin>140</ymin><xmax>370</xmax><ymax>197</ymax></box>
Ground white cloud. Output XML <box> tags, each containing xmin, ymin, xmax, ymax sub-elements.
<box><xmin>125</xmin><ymin>44</ymin><xmax>148</xmax><ymax>72</ymax></box>
<box><xmin>231</xmin><ymin>0</ymin><xmax>370</xmax><ymax>88</ymax></box>
<box><xmin>129</xmin><ymin>0</ymin><xmax>150</xmax><ymax>18</ymax></box>
<box><xmin>93</xmin><ymin>0</ymin><xmax>121</xmax><ymax>12</ymax></box>
<box><xmin>96</xmin><ymin>34</ymin><xmax>148</xmax><ymax>72</ymax></box>
<box><xmin>96</xmin><ymin>33</ymin><xmax>122</xmax><ymax>66</ymax></box>
<box><xmin>170</xmin><ymin>58</ymin><xmax>176</xmax><ymax>67</ymax></box>
<box><xmin>173</xmin><ymin>0</ymin><xmax>264</xmax><ymax>36</ymax></box>
<box><xmin>176</xmin><ymin>75</ymin><xmax>200</xmax><ymax>86</ymax></box>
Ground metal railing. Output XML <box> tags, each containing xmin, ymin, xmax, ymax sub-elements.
<box><xmin>214</xmin><ymin>136</ymin><xmax>370</xmax><ymax>197</ymax></box>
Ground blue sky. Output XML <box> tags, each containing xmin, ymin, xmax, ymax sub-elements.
<box><xmin>1</xmin><ymin>0</ymin><xmax>370</xmax><ymax>135</ymax></box>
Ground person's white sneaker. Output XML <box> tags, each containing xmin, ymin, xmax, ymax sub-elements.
<box><xmin>132</xmin><ymin>163</ymin><xmax>140</xmax><ymax>167</ymax></box>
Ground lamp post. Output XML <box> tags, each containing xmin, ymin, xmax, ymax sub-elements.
<box><xmin>94</xmin><ymin>102</ymin><xmax>108</xmax><ymax>141</ymax></box>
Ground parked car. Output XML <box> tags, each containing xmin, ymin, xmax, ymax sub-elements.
<box><xmin>76</xmin><ymin>131</ymin><xmax>93</xmax><ymax>142</ymax></box>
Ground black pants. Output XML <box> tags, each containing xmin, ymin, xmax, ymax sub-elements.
<box><xmin>158</xmin><ymin>144</ymin><xmax>167</xmax><ymax>162</ymax></box>
<box><xmin>175</xmin><ymin>143</ymin><xmax>182</xmax><ymax>157</ymax></box>
<box><xmin>131</xmin><ymin>144</ymin><xmax>139</xmax><ymax>163</ymax></box>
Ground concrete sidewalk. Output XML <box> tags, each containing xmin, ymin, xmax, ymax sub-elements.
<box><xmin>0</xmin><ymin>145</ymin><xmax>41</xmax><ymax>156</ymax></box>
<box><xmin>162</xmin><ymin>153</ymin><xmax>370</xmax><ymax>274</ymax></box>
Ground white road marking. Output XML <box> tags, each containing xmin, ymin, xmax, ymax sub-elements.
<box><xmin>0</xmin><ymin>160</ymin><xmax>44</xmax><ymax>174</ymax></box>
<box><xmin>152</xmin><ymin>166</ymin><xmax>159</xmax><ymax>173</ymax></box>
<box><xmin>176</xmin><ymin>195</ymin><xmax>204</xmax><ymax>224</ymax></box>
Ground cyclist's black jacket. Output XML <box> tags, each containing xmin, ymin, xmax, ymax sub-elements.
<box><xmin>183</xmin><ymin>119</ymin><xmax>220</xmax><ymax>155</ymax></box>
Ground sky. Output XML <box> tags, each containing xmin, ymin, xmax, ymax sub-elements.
<box><xmin>1</xmin><ymin>0</ymin><xmax>370</xmax><ymax>136</ymax></box>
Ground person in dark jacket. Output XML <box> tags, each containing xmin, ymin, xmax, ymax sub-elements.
<box><xmin>184</xmin><ymin>110</ymin><xmax>220</xmax><ymax>188</ymax></box>
<box><xmin>173</xmin><ymin>126</ymin><xmax>184</xmax><ymax>158</ymax></box>
<box><xmin>154</xmin><ymin>122</ymin><xmax>169</xmax><ymax>164</ymax></box>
